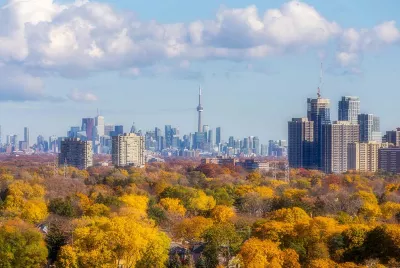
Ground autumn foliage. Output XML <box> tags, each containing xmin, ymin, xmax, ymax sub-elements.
<box><xmin>0</xmin><ymin>156</ymin><xmax>400</xmax><ymax>267</ymax></box>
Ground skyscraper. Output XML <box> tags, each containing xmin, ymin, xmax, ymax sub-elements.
<box><xmin>130</xmin><ymin>122</ymin><xmax>137</xmax><ymax>134</ymax></box>
<box><xmin>307</xmin><ymin>97</ymin><xmax>331</xmax><ymax>167</ymax></box>
<box><xmin>338</xmin><ymin>96</ymin><xmax>360</xmax><ymax>124</ymax></box>
<box><xmin>253</xmin><ymin>136</ymin><xmax>260</xmax><ymax>155</ymax></box>
<box><xmin>197</xmin><ymin>87</ymin><xmax>203</xmax><ymax>133</ymax></box>
<box><xmin>208</xmin><ymin>129</ymin><xmax>214</xmax><ymax>146</ymax></box>
<box><xmin>95</xmin><ymin>115</ymin><xmax>105</xmax><ymax>137</ymax></box>
<box><xmin>104</xmin><ymin>125</ymin><xmax>115</xmax><ymax>136</ymax></box>
<box><xmin>113</xmin><ymin>125</ymin><xmax>124</xmax><ymax>136</ymax></box>
<box><xmin>165</xmin><ymin>125</ymin><xmax>173</xmax><ymax>148</ymax></box>
<box><xmin>357</xmin><ymin>114</ymin><xmax>381</xmax><ymax>142</ymax></box>
<box><xmin>372</xmin><ymin>116</ymin><xmax>382</xmax><ymax>143</ymax></box>
<box><xmin>112</xmin><ymin>133</ymin><xmax>145</xmax><ymax>167</ymax></box>
<box><xmin>82</xmin><ymin>118</ymin><xmax>95</xmax><ymax>141</ymax></box>
<box><xmin>288</xmin><ymin>118</ymin><xmax>314</xmax><ymax>168</ymax></box>
<box><xmin>24</xmin><ymin>127</ymin><xmax>29</xmax><ymax>147</ymax></box>
<box><xmin>59</xmin><ymin>138</ymin><xmax>93</xmax><ymax>170</ymax></box>
<box><xmin>216</xmin><ymin>127</ymin><xmax>221</xmax><ymax>145</ymax></box>
<box><xmin>321</xmin><ymin>121</ymin><xmax>359</xmax><ymax>173</ymax></box>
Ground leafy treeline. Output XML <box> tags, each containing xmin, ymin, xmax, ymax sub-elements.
<box><xmin>0</xmin><ymin>160</ymin><xmax>400</xmax><ymax>267</ymax></box>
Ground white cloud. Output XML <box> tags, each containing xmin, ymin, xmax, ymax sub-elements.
<box><xmin>336</xmin><ymin>21</ymin><xmax>400</xmax><ymax>67</ymax></box>
<box><xmin>0</xmin><ymin>0</ymin><xmax>398</xmax><ymax>100</ymax></box>
<box><xmin>67</xmin><ymin>89</ymin><xmax>98</xmax><ymax>102</ymax></box>
<box><xmin>0</xmin><ymin>65</ymin><xmax>62</xmax><ymax>101</ymax></box>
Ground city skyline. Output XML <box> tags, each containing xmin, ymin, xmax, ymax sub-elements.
<box><xmin>1</xmin><ymin>0</ymin><xmax>400</xmax><ymax>140</ymax></box>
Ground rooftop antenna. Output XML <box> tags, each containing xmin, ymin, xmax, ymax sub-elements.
<box><xmin>317</xmin><ymin>62</ymin><xmax>323</xmax><ymax>98</ymax></box>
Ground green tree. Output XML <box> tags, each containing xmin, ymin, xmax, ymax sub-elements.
<box><xmin>0</xmin><ymin>220</ymin><xmax>48</xmax><ymax>268</ymax></box>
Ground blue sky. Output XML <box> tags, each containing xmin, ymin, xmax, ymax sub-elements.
<box><xmin>1</xmin><ymin>0</ymin><xmax>400</xmax><ymax>145</ymax></box>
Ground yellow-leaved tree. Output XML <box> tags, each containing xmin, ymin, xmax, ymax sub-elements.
<box><xmin>174</xmin><ymin>216</ymin><xmax>214</xmax><ymax>243</ymax></box>
<box><xmin>3</xmin><ymin>181</ymin><xmax>48</xmax><ymax>223</ymax></box>
<box><xmin>118</xmin><ymin>194</ymin><xmax>149</xmax><ymax>219</ymax></box>
<box><xmin>57</xmin><ymin>216</ymin><xmax>170</xmax><ymax>268</ymax></box>
<box><xmin>238</xmin><ymin>238</ymin><xmax>287</xmax><ymax>268</ymax></box>
<box><xmin>159</xmin><ymin>197</ymin><xmax>186</xmax><ymax>217</ymax></box>
<box><xmin>211</xmin><ymin>205</ymin><xmax>236</xmax><ymax>223</ymax></box>
<box><xmin>189</xmin><ymin>190</ymin><xmax>216</xmax><ymax>213</ymax></box>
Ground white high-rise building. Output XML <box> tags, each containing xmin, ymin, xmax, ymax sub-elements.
<box><xmin>95</xmin><ymin>115</ymin><xmax>105</xmax><ymax>137</ymax></box>
<box><xmin>112</xmin><ymin>133</ymin><xmax>145</xmax><ymax>167</ymax></box>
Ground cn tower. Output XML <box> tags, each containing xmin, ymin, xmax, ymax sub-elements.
<box><xmin>197</xmin><ymin>86</ymin><xmax>203</xmax><ymax>133</ymax></box>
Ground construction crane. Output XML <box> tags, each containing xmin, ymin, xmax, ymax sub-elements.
<box><xmin>317</xmin><ymin>62</ymin><xmax>323</xmax><ymax>98</ymax></box>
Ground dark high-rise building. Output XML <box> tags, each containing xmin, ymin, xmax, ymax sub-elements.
<box><xmin>59</xmin><ymin>138</ymin><xmax>93</xmax><ymax>170</ymax></box>
<box><xmin>383</xmin><ymin>128</ymin><xmax>400</xmax><ymax>146</ymax></box>
<box><xmin>288</xmin><ymin>118</ymin><xmax>314</xmax><ymax>168</ymax></box>
<box><xmin>307</xmin><ymin>96</ymin><xmax>331</xmax><ymax>168</ymax></box>
<box><xmin>216</xmin><ymin>127</ymin><xmax>221</xmax><ymax>145</ymax></box>
<box><xmin>165</xmin><ymin>125</ymin><xmax>173</xmax><ymax>148</ymax></box>
<box><xmin>321</xmin><ymin>121</ymin><xmax>359</xmax><ymax>173</ymax></box>
<box><xmin>82</xmin><ymin>118</ymin><xmax>95</xmax><ymax>141</ymax></box>
<box><xmin>24</xmin><ymin>127</ymin><xmax>29</xmax><ymax>147</ymax></box>
<box><xmin>338</xmin><ymin>96</ymin><xmax>360</xmax><ymax>125</ymax></box>
<box><xmin>113</xmin><ymin>125</ymin><xmax>124</xmax><ymax>137</ymax></box>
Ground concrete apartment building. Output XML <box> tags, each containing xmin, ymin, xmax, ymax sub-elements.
<box><xmin>288</xmin><ymin>118</ymin><xmax>314</xmax><ymax>168</ymax></box>
<box><xmin>322</xmin><ymin>121</ymin><xmax>359</xmax><ymax>173</ymax></box>
<box><xmin>59</xmin><ymin>138</ymin><xmax>93</xmax><ymax>170</ymax></box>
<box><xmin>112</xmin><ymin>133</ymin><xmax>145</xmax><ymax>167</ymax></box>
<box><xmin>348</xmin><ymin>142</ymin><xmax>380</xmax><ymax>172</ymax></box>
<box><xmin>378</xmin><ymin>147</ymin><xmax>400</xmax><ymax>173</ymax></box>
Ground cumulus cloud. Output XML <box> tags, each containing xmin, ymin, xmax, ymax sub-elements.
<box><xmin>0</xmin><ymin>0</ymin><xmax>399</xmax><ymax>100</ymax></box>
<box><xmin>0</xmin><ymin>65</ymin><xmax>63</xmax><ymax>101</ymax></box>
<box><xmin>67</xmin><ymin>89</ymin><xmax>98</xmax><ymax>102</ymax></box>
<box><xmin>336</xmin><ymin>21</ymin><xmax>400</xmax><ymax>67</ymax></box>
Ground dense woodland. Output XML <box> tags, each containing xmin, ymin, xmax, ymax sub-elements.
<box><xmin>0</xmin><ymin>155</ymin><xmax>400</xmax><ymax>267</ymax></box>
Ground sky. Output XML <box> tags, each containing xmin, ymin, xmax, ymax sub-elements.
<box><xmin>1</xmin><ymin>0</ymin><xmax>400</xmax><ymax>145</ymax></box>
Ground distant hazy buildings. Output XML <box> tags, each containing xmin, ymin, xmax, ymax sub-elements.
<box><xmin>112</xmin><ymin>133</ymin><xmax>145</xmax><ymax>167</ymax></box>
<box><xmin>59</xmin><ymin>138</ymin><xmax>93</xmax><ymax>169</ymax></box>
<box><xmin>338</xmin><ymin>96</ymin><xmax>360</xmax><ymax>125</ymax></box>
<box><xmin>24</xmin><ymin>127</ymin><xmax>29</xmax><ymax>147</ymax></box>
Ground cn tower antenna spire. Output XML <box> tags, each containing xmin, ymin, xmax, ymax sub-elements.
<box><xmin>197</xmin><ymin>86</ymin><xmax>204</xmax><ymax>133</ymax></box>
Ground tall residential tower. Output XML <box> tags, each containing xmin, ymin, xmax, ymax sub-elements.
<box><xmin>338</xmin><ymin>96</ymin><xmax>360</xmax><ymax>124</ymax></box>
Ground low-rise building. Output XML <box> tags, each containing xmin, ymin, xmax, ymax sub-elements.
<box><xmin>201</xmin><ymin>156</ymin><xmax>237</xmax><ymax>166</ymax></box>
